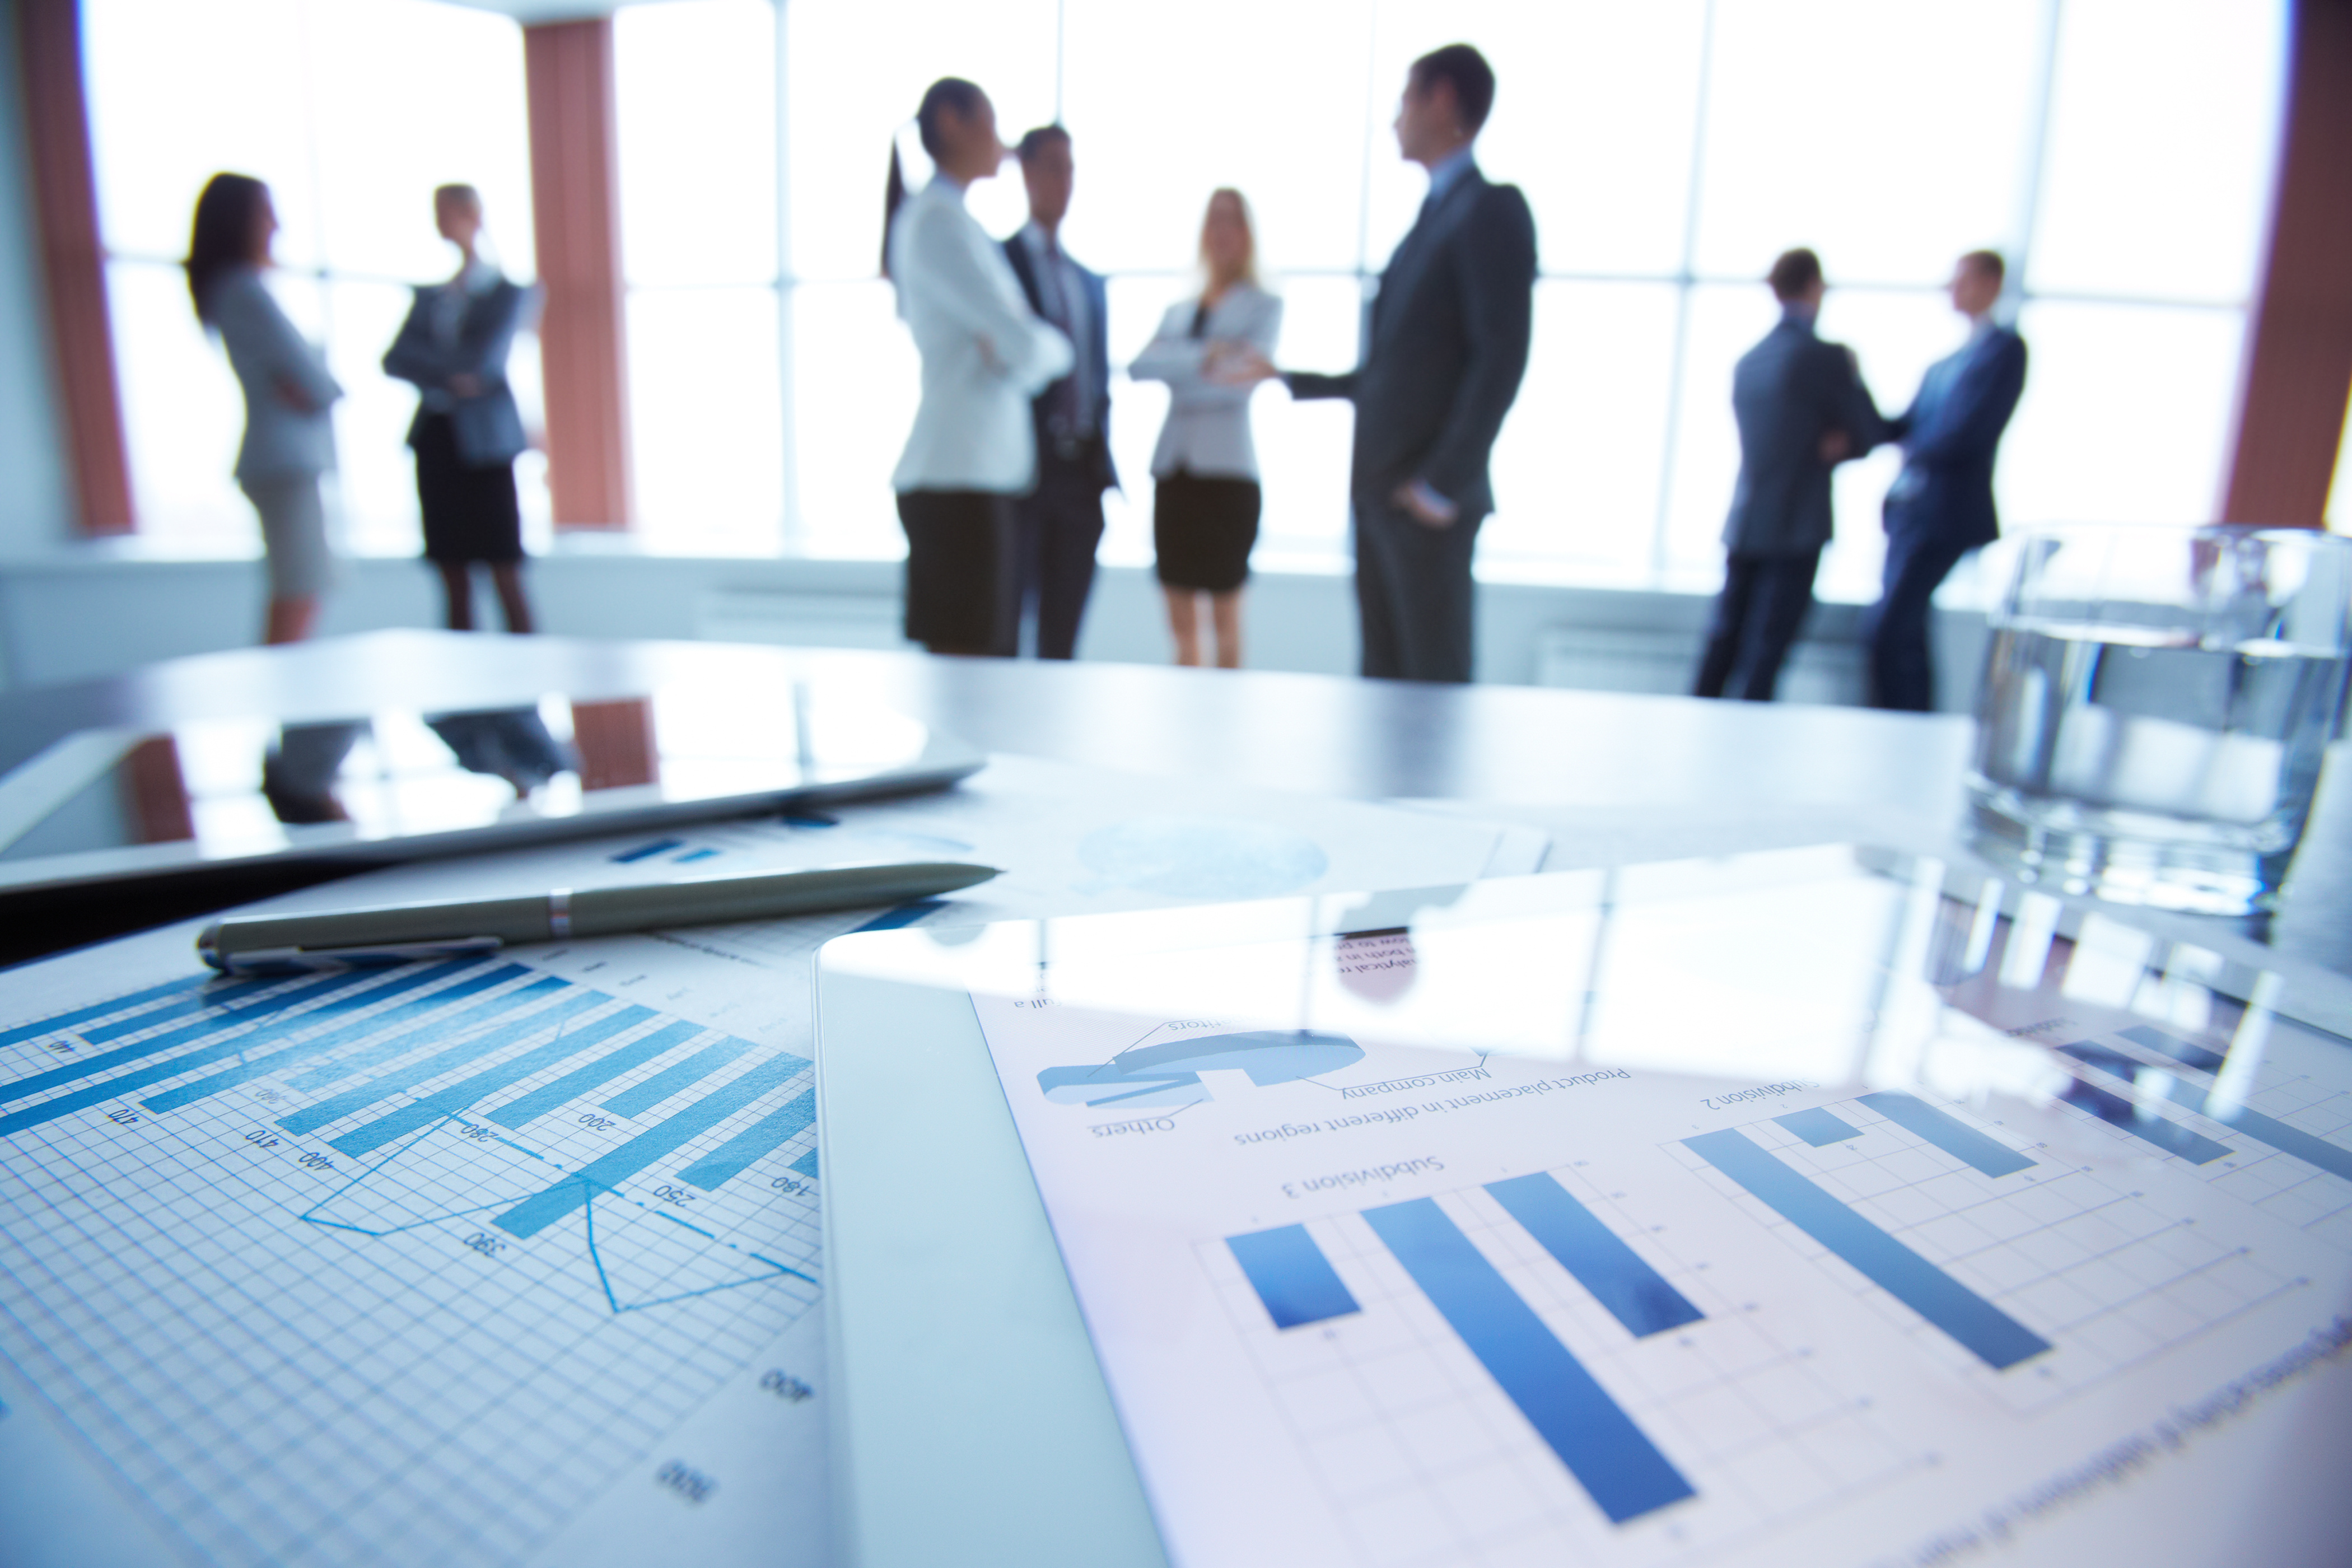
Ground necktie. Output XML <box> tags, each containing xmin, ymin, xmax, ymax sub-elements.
<box><xmin>1036</xmin><ymin>239</ymin><xmax>1084</xmax><ymax>438</ymax></box>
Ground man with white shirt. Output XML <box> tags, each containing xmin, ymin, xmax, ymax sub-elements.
<box><xmin>1866</xmin><ymin>249</ymin><xmax>2029</xmax><ymax>710</ymax></box>
<box><xmin>1003</xmin><ymin>125</ymin><xmax>1117</xmax><ymax>660</ymax></box>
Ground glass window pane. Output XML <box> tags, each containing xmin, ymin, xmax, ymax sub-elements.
<box><xmin>322</xmin><ymin>279</ymin><xmax>423</xmax><ymax>556</ymax></box>
<box><xmin>1658</xmin><ymin>283</ymin><xmax>1780</xmax><ymax>582</ymax></box>
<box><xmin>1250</xmin><ymin>276</ymin><xmax>1363</xmax><ymax>560</ymax></box>
<box><xmin>1691</xmin><ymin>0</ymin><xmax>2042</xmax><ymax>287</ymax></box>
<box><xmin>1998</xmin><ymin>301</ymin><xmax>2243</xmax><ymax>528</ymax></box>
<box><xmin>617</xmin><ymin>0</ymin><xmax>777</xmax><ymax>287</ymax></box>
<box><xmin>2028</xmin><ymin>0</ymin><xmax>2286</xmax><ymax>304</ymax></box>
<box><xmin>107</xmin><ymin>260</ymin><xmax>249</xmax><ymax>543</ymax></box>
<box><xmin>792</xmin><ymin>280</ymin><xmax>916</xmax><ymax>559</ymax></box>
<box><xmin>628</xmin><ymin>288</ymin><xmax>783</xmax><ymax>552</ymax></box>
<box><xmin>84</xmin><ymin>0</ymin><xmax>319</xmax><ymax>265</ymax></box>
<box><xmin>1061</xmin><ymin>0</ymin><xmax>1371</xmax><ymax>276</ymax></box>
<box><xmin>786</xmin><ymin>0</ymin><xmax>1058</xmax><ymax>283</ymax></box>
<box><xmin>1367</xmin><ymin>1</ymin><xmax>1707</xmax><ymax>278</ymax></box>
<box><xmin>305</xmin><ymin>0</ymin><xmax>534</xmax><ymax>283</ymax></box>
<box><xmin>1482</xmin><ymin>282</ymin><xmax>1679</xmax><ymax>581</ymax></box>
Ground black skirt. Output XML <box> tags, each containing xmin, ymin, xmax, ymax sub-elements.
<box><xmin>1153</xmin><ymin>473</ymin><xmax>1261</xmax><ymax>592</ymax></box>
<box><xmin>415</xmin><ymin>414</ymin><xmax>523</xmax><ymax>564</ymax></box>
<box><xmin>897</xmin><ymin>489</ymin><xmax>1018</xmax><ymax>654</ymax></box>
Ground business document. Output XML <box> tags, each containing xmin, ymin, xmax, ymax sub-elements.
<box><xmin>966</xmin><ymin>865</ymin><xmax>2352</xmax><ymax>1566</ymax></box>
<box><xmin>0</xmin><ymin>757</ymin><xmax>1542</xmax><ymax>1566</ymax></box>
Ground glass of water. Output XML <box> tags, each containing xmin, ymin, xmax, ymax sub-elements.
<box><xmin>1966</xmin><ymin>526</ymin><xmax>2352</xmax><ymax>914</ymax></box>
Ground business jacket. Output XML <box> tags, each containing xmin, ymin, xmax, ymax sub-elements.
<box><xmin>1130</xmin><ymin>283</ymin><xmax>1284</xmax><ymax>480</ymax></box>
<box><xmin>889</xmin><ymin>178</ymin><xmax>1074</xmax><ymax>494</ymax></box>
<box><xmin>1286</xmin><ymin>164</ymin><xmax>1536</xmax><ymax>518</ymax></box>
<box><xmin>206</xmin><ymin>266</ymin><xmax>343</xmax><ymax>482</ymax></box>
<box><xmin>1004</xmin><ymin>226</ymin><xmax>1117</xmax><ymax>492</ymax></box>
<box><xmin>1724</xmin><ymin>311</ymin><xmax>1883</xmax><ymax>557</ymax></box>
<box><xmin>382</xmin><ymin>271</ymin><xmax>538</xmax><ymax>468</ymax></box>
<box><xmin>1883</xmin><ymin>324</ymin><xmax>2028</xmax><ymax>550</ymax></box>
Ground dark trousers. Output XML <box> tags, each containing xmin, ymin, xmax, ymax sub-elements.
<box><xmin>1693</xmin><ymin>549</ymin><xmax>1821</xmax><ymax>702</ymax></box>
<box><xmin>1355</xmin><ymin>492</ymin><xmax>1482</xmax><ymax>683</ymax></box>
<box><xmin>897</xmin><ymin>490</ymin><xmax>1019</xmax><ymax>656</ymax></box>
<box><xmin>1014</xmin><ymin>449</ymin><xmax>1108</xmax><ymax>660</ymax></box>
<box><xmin>1864</xmin><ymin>528</ymin><xmax>1973</xmax><ymax>711</ymax></box>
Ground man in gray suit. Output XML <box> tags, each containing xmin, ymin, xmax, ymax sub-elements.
<box><xmin>1230</xmin><ymin>44</ymin><xmax>1536</xmax><ymax>683</ymax></box>
<box><xmin>1693</xmin><ymin>248</ymin><xmax>1882</xmax><ymax>702</ymax></box>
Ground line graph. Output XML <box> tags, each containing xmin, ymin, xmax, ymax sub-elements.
<box><xmin>0</xmin><ymin>960</ymin><xmax>823</xmax><ymax>1566</ymax></box>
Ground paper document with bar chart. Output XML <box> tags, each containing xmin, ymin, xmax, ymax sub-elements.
<box><xmin>964</xmin><ymin>861</ymin><xmax>2352</xmax><ymax>1567</ymax></box>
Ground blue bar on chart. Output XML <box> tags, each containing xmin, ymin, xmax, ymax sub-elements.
<box><xmin>0</xmin><ymin>976</ymin><xmax>203</xmax><ymax>1049</ymax></box>
<box><xmin>602</xmin><ymin>1035</ymin><xmax>753</xmax><ymax>1117</ymax></box>
<box><xmin>678</xmin><ymin>1090</ymin><xmax>816</xmax><ymax>1189</ymax></box>
<box><xmin>1856</xmin><ymin>1091</ymin><xmax>2036</xmax><ymax>1178</ymax></box>
<box><xmin>1226</xmin><ymin>1225</ymin><xmax>1360</xmax><ymax>1330</ymax></box>
<box><xmin>283</xmin><ymin>965</ymin><xmax>540</xmax><ymax>1090</ymax></box>
<box><xmin>789</xmin><ymin>1148</ymin><xmax>818</xmax><ymax>1179</ymax></box>
<box><xmin>495</xmin><ymin>1055</ymin><xmax>809</xmax><ymax>1238</ymax></box>
<box><xmin>1686</xmin><ymin>1128</ymin><xmax>2051</xmax><ymax>1370</ymax></box>
<box><xmin>2056</xmin><ymin>1047</ymin><xmax>2233</xmax><ymax>1164</ymax></box>
<box><xmin>853</xmin><ymin>900</ymin><xmax>949</xmax><ymax>933</ymax></box>
<box><xmin>486</xmin><ymin>1019</ymin><xmax>703</xmax><ymax>1128</ymax></box>
<box><xmin>2118</xmin><ymin>1024</ymin><xmax>2226</xmax><ymax>1074</ymax></box>
<box><xmin>275</xmin><ymin>982</ymin><xmax>592</xmax><ymax>1133</ymax></box>
<box><xmin>72</xmin><ymin>975</ymin><xmax>281</xmax><ymax>1044</ymax></box>
<box><xmin>2159</xmin><ymin>1076</ymin><xmax>2352</xmax><ymax>1183</ymax></box>
<box><xmin>1483</xmin><ymin>1173</ymin><xmax>1702</xmax><ymax>1339</ymax></box>
<box><xmin>1775</xmin><ymin>1107</ymin><xmax>1861</xmax><ymax>1147</ymax></box>
<box><xmin>0</xmin><ymin>966</ymin><xmax>394</xmax><ymax>1109</ymax></box>
<box><xmin>328</xmin><ymin>1004</ymin><xmax>656</xmax><ymax>1156</ymax></box>
<box><xmin>609</xmin><ymin>838</ymin><xmax>683</xmax><ymax>864</ymax></box>
<box><xmin>1362</xmin><ymin>1198</ymin><xmax>1694</xmax><ymax>1524</ymax></box>
<box><xmin>1</xmin><ymin>966</ymin><xmax>493</xmax><ymax>1137</ymax></box>
<box><xmin>153</xmin><ymin>968</ymin><xmax>542</xmax><ymax>1115</ymax></box>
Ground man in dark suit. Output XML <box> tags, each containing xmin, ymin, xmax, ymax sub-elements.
<box><xmin>1866</xmin><ymin>249</ymin><xmax>2028</xmax><ymax>710</ymax></box>
<box><xmin>1002</xmin><ymin>125</ymin><xmax>1116</xmax><ymax>660</ymax></box>
<box><xmin>1231</xmin><ymin>44</ymin><xmax>1536</xmax><ymax>683</ymax></box>
<box><xmin>1695</xmin><ymin>248</ymin><xmax>1883</xmax><ymax>702</ymax></box>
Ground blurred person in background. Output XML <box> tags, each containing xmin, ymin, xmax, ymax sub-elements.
<box><xmin>1865</xmin><ymin>249</ymin><xmax>2028</xmax><ymax>711</ymax></box>
<box><xmin>1224</xmin><ymin>44</ymin><xmax>1536</xmax><ymax>684</ymax></box>
<box><xmin>1004</xmin><ymin>125</ymin><xmax>1115</xmax><ymax>660</ymax></box>
<box><xmin>1131</xmin><ymin>189</ymin><xmax>1283</xmax><ymax>668</ymax></box>
<box><xmin>384</xmin><ymin>184</ymin><xmax>541</xmax><ymax>634</ymax></box>
<box><xmin>1694</xmin><ymin>247</ymin><xmax>1883</xmax><ymax>702</ymax></box>
<box><xmin>884</xmin><ymin>78</ymin><xmax>1074</xmax><ymax>656</ymax></box>
<box><xmin>185</xmin><ymin>172</ymin><xmax>343</xmax><ymax>645</ymax></box>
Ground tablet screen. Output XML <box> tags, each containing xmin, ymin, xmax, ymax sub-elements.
<box><xmin>934</xmin><ymin>847</ymin><xmax>2352</xmax><ymax>1566</ymax></box>
<box><xmin>0</xmin><ymin>687</ymin><xmax>968</xmax><ymax>890</ymax></box>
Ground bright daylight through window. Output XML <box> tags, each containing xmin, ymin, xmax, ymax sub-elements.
<box><xmin>85</xmin><ymin>0</ymin><xmax>2285</xmax><ymax>601</ymax></box>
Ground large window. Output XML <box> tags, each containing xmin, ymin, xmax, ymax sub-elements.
<box><xmin>84</xmin><ymin>0</ymin><xmax>544</xmax><ymax>557</ymax></box>
<box><xmin>85</xmin><ymin>0</ymin><xmax>2289</xmax><ymax>589</ymax></box>
<box><xmin>771</xmin><ymin>0</ymin><xmax>2287</xmax><ymax>597</ymax></box>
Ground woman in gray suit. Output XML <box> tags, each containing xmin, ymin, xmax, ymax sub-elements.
<box><xmin>384</xmin><ymin>184</ymin><xmax>540</xmax><ymax>633</ymax></box>
<box><xmin>1130</xmin><ymin>189</ymin><xmax>1281</xmax><ymax>668</ymax></box>
<box><xmin>186</xmin><ymin>173</ymin><xmax>343</xmax><ymax>645</ymax></box>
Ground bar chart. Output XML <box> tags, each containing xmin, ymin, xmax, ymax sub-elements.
<box><xmin>0</xmin><ymin>958</ymin><xmax>824</xmax><ymax>1566</ymax></box>
<box><xmin>1205</xmin><ymin>1166</ymin><xmax>1905</xmax><ymax>1562</ymax></box>
<box><xmin>1671</xmin><ymin>1090</ymin><xmax>2303</xmax><ymax>1409</ymax></box>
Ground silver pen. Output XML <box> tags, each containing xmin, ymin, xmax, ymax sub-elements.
<box><xmin>197</xmin><ymin>860</ymin><xmax>1000</xmax><ymax>973</ymax></box>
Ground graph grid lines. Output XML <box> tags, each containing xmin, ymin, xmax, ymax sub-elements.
<box><xmin>0</xmin><ymin>960</ymin><xmax>826</xmax><ymax>1567</ymax></box>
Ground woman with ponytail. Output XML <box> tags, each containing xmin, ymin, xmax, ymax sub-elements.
<box><xmin>883</xmin><ymin>78</ymin><xmax>1072</xmax><ymax>656</ymax></box>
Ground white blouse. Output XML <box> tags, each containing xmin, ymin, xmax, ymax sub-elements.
<box><xmin>886</xmin><ymin>178</ymin><xmax>1074</xmax><ymax>494</ymax></box>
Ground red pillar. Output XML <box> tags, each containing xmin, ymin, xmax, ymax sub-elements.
<box><xmin>524</xmin><ymin>17</ymin><xmax>633</xmax><ymax>531</ymax></box>
<box><xmin>2220</xmin><ymin>0</ymin><xmax>2352</xmax><ymax>526</ymax></box>
<box><xmin>16</xmin><ymin>0</ymin><xmax>134</xmax><ymax>534</ymax></box>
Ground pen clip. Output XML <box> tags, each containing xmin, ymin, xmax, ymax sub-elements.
<box><xmin>209</xmin><ymin>936</ymin><xmax>506</xmax><ymax>976</ymax></box>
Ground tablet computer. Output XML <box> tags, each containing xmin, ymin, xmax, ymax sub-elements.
<box><xmin>814</xmin><ymin>845</ymin><xmax>2352</xmax><ymax>1567</ymax></box>
<box><xmin>0</xmin><ymin>684</ymin><xmax>983</xmax><ymax>897</ymax></box>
